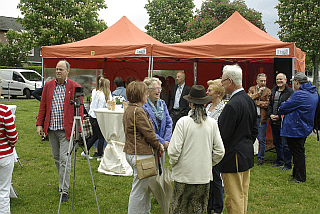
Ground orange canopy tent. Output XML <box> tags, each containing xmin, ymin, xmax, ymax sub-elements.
<box><xmin>42</xmin><ymin>12</ymin><xmax>305</xmax><ymax>91</ymax></box>
<box><xmin>42</xmin><ymin>16</ymin><xmax>164</xmax><ymax>89</ymax></box>
<box><xmin>152</xmin><ymin>11</ymin><xmax>305</xmax><ymax>89</ymax></box>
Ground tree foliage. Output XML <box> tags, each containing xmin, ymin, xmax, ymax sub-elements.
<box><xmin>276</xmin><ymin>0</ymin><xmax>320</xmax><ymax>89</ymax></box>
<box><xmin>0</xmin><ymin>30</ymin><xmax>33</xmax><ymax>67</ymax></box>
<box><xmin>17</xmin><ymin>0</ymin><xmax>107</xmax><ymax>47</ymax></box>
<box><xmin>145</xmin><ymin>0</ymin><xmax>194</xmax><ymax>44</ymax></box>
<box><xmin>184</xmin><ymin>0</ymin><xmax>266</xmax><ymax>40</ymax></box>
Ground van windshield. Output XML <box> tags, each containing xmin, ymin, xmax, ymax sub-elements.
<box><xmin>20</xmin><ymin>72</ymin><xmax>42</xmax><ymax>81</ymax></box>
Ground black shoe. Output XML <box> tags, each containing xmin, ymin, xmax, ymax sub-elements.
<box><xmin>62</xmin><ymin>193</ymin><xmax>68</xmax><ymax>202</ymax></box>
<box><xmin>270</xmin><ymin>163</ymin><xmax>284</xmax><ymax>167</ymax></box>
<box><xmin>279</xmin><ymin>167</ymin><xmax>291</xmax><ymax>171</ymax></box>
<box><xmin>257</xmin><ymin>160</ymin><xmax>264</xmax><ymax>166</ymax></box>
<box><xmin>93</xmin><ymin>152</ymin><xmax>98</xmax><ymax>157</ymax></box>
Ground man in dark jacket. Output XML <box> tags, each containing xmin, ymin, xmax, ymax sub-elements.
<box><xmin>267</xmin><ymin>73</ymin><xmax>294</xmax><ymax>171</ymax></box>
<box><xmin>218</xmin><ymin>64</ymin><xmax>258</xmax><ymax>214</ymax></box>
<box><xmin>278</xmin><ymin>72</ymin><xmax>318</xmax><ymax>183</ymax></box>
<box><xmin>168</xmin><ymin>72</ymin><xmax>191</xmax><ymax>131</ymax></box>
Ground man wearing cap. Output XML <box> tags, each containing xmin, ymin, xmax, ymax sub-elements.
<box><xmin>218</xmin><ymin>64</ymin><xmax>258</xmax><ymax>214</ymax></box>
<box><xmin>278</xmin><ymin>72</ymin><xmax>318</xmax><ymax>183</ymax></box>
<box><xmin>168</xmin><ymin>72</ymin><xmax>191</xmax><ymax>131</ymax></box>
<box><xmin>267</xmin><ymin>73</ymin><xmax>294</xmax><ymax>171</ymax></box>
<box><xmin>248</xmin><ymin>73</ymin><xmax>271</xmax><ymax>166</ymax></box>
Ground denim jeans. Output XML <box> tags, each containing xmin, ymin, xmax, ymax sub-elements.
<box><xmin>257</xmin><ymin>118</ymin><xmax>267</xmax><ymax>162</ymax></box>
<box><xmin>271</xmin><ymin>124</ymin><xmax>292</xmax><ymax>169</ymax></box>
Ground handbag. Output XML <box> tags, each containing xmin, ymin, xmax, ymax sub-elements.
<box><xmin>134</xmin><ymin>107</ymin><xmax>157</xmax><ymax>180</ymax></box>
<box><xmin>82</xmin><ymin>115</ymin><xmax>93</xmax><ymax>139</ymax></box>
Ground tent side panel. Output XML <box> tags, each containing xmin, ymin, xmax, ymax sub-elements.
<box><xmin>104</xmin><ymin>61</ymin><xmax>150</xmax><ymax>91</ymax></box>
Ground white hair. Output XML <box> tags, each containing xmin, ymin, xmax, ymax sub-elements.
<box><xmin>143</xmin><ymin>77</ymin><xmax>162</xmax><ymax>91</ymax></box>
<box><xmin>223</xmin><ymin>64</ymin><xmax>242</xmax><ymax>86</ymax></box>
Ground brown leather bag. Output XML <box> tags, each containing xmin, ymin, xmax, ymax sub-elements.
<box><xmin>134</xmin><ymin>107</ymin><xmax>157</xmax><ymax>180</ymax></box>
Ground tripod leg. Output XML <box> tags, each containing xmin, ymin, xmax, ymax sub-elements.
<box><xmin>72</xmin><ymin>144</ymin><xmax>77</xmax><ymax>211</ymax></box>
<box><xmin>79</xmin><ymin>119</ymin><xmax>100</xmax><ymax>214</ymax></box>
<box><xmin>58</xmin><ymin>117</ymin><xmax>77</xmax><ymax>214</ymax></box>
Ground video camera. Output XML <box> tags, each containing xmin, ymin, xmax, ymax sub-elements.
<box><xmin>75</xmin><ymin>87</ymin><xmax>85</xmax><ymax>98</ymax></box>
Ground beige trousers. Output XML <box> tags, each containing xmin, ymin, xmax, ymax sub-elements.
<box><xmin>221</xmin><ymin>169</ymin><xmax>250</xmax><ymax>214</ymax></box>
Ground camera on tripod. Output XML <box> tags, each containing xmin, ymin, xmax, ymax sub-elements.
<box><xmin>75</xmin><ymin>87</ymin><xmax>85</xmax><ymax>98</ymax></box>
<box><xmin>70</xmin><ymin>87</ymin><xmax>84</xmax><ymax>108</ymax></box>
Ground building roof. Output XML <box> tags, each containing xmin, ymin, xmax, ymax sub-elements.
<box><xmin>0</xmin><ymin>16</ymin><xmax>23</xmax><ymax>32</ymax></box>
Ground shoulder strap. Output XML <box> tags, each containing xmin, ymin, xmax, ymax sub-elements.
<box><xmin>134</xmin><ymin>107</ymin><xmax>137</xmax><ymax>162</ymax></box>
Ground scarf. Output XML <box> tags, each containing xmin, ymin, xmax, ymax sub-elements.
<box><xmin>147</xmin><ymin>97</ymin><xmax>164</xmax><ymax>121</ymax></box>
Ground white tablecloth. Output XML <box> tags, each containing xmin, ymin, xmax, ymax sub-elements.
<box><xmin>94</xmin><ymin>107</ymin><xmax>132</xmax><ymax>176</ymax></box>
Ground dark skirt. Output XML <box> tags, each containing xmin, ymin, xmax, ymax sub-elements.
<box><xmin>171</xmin><ymin>181</ymin><xmax>210</xmax><ymax>214</ymax></box>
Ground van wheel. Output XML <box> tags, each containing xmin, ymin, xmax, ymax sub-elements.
<box><xmin>25</xmin><ymin>89</ymin><xmax>31</xmax><ymax>99</ymax></box>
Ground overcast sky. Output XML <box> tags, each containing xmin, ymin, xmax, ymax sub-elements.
<box><xmin>0</xmin><ymin>0</ymin><xmax>280</xmax><ymax>39</ymax></box>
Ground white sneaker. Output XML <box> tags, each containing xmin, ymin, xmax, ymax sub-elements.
<box><xmin>97</xmin><ymin>157</ymin><xmax>102</xmax><ymax>161</ymax></box>
<box><xmin>81</xmin><ymin>151</ymin><xmax>93</xmax><ymax>160</ymax></box>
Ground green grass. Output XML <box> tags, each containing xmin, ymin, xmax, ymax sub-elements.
<box><xmin>2</xmin><ymin>99</ymin><xmax>320</xmax><ymax>213</ymax></box>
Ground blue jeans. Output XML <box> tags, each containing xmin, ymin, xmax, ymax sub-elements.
<box><xmin>271</xmin><ymin>124</ymin><xmax>292</xmax><ymax>169</ymax></box>
<box><xmin>257</xmin><ymin>118</ymin><xmax>267</xmax><ymax>162</ymax></box>
<box><xmin>94</xmin><ymin>140</ymin><xmax>107</xmax><ymax>149</ymax></box>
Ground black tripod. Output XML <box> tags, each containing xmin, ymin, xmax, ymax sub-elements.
<box><xmin>58</xmin><ymin>95</ymin><xmax>100</xmax><ymax>214</ymax></box>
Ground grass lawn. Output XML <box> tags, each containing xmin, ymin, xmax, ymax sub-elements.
<box><xmin>2</xmin><ymin>99</ymin><xmax>320</xmax><ymax>213</ymax></box>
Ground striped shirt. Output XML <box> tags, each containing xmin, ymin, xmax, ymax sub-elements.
<box><xmin>49</xmin><ymin>79</ymin><xmax>67</xmax><ymax>130</ymax></box>
<box><xmin>206</xmin><ymin>101</ymin><xmax>225</xmax><ymax>121</ymax></box>
<box><xmin>0</xmin><ymin>104</ymin><xmax>18</xmax><ymax>159</ymax></box>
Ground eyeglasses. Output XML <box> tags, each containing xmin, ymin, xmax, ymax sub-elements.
<box><xmin>221</xmin><ymin>78</ymin><xmax>229</xmax><ymax>83</ymax></box>
<box><xmin>152</xmin><ymin>87</ymin><xmax>162</xmax><ymax>91</ymax></box>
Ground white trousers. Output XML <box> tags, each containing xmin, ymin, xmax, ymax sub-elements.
<box><xmin>126</xmin><ymin>153</ymin><xmax>153</xmax><ymax>214</ymax></box>
<box><xmin>0</xmin><ymin>154</ymin><xmax>14</xmax><ymax>214</ymax></box>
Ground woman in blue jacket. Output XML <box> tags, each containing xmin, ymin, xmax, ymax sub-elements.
<box><xmin>143</xmin><ymin>77</ymin><xmax>173</xmax><ymax>170</ymax></box>
<box><xmin>278</xmin><ymin>72</ymin><xmax>318</xmax><ymax>183</ymax></box>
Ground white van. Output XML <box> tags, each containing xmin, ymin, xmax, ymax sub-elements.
<box><xmin>0</xmin><ymin>69</ymin><xmax>43</xmax><ymax>99</ymax></box>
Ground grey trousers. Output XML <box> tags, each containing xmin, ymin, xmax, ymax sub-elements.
<box><xmin>47</xmin><ymin>130</ymin><xmax>71</xmax><ymax>194</ymax></box>
<box><xmin>0</xmin><ymin>154</ymin><xmax>14</xmax><ymax>214</ymax></box>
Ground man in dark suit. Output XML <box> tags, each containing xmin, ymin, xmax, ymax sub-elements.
<box><xmin>218</xmin><ymin>64</ymin><xmax>258</xmax><ymax>214</ymax></box>
<box><xmin>168</xmin><ymin>72</ymin><xmax>191</xmax><ymax>130</ymax></box>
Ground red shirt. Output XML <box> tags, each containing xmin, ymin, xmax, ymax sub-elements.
<box><xmin>0</xmin><ymin>104</ymin><xmax>18</xmax><ymax>159</ymax></box>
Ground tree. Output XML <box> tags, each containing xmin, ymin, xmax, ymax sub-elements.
<box><xmin>0</xmin><ymin>30</ymin><xmax>33</xmax><ymax>67</ymax></box>
<box><xmin>17</xmin><ymin>0</ymin><xmax>107</xmax><ymax>47</ymax></box>
<box><xmin>145</xmin><ymin>0</ymin><xmax>194</xmax><ymax>44</ymax></box>
<box><xmin>184</xmin><ymin>0</ymin><xmax>266</xmax><ymax>40</ymax></box>
<box><xmin>276</xmin><ymin>1</ymin><xmax>320</xmax><ymax>90</ymax></box>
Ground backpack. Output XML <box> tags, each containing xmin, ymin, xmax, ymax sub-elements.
<box><xmin>313</xmin><ymin>94</ymin><xmax>320</xmax><ymax>141</ymax></box>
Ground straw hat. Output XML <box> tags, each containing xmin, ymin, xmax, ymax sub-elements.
<box><xmin>183</xmin><ymin>85</ymin><xmax>212</xmax><ymax>105</ymax></box>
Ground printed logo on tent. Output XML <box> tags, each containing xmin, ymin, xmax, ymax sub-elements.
<box><xmin>276</xmin><ymin>48</ymin><xmax>289</xmax><ymax>56</ymax></box>
<box><xmin>135</xmin><ymin>48</ymin><xmax>147</xmax><ymax>55</ymax></box>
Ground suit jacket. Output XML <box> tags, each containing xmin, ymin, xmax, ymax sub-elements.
<box><xmin>218</xmin><ymin>90</ymin><xmax>258</xmax><ymax>173</ymax></box>
<box><xmin>36</xmin><ymin>79</ymin><xmax>83</xmax><ymax>140</ymax></box>
<box><xmin>248</xmin><ymin>85</ymin><xmax>271</xmax><ymax>123</ymax></box>
<box><xmin>168</xmin><ymin>83</ymin><xmax>191</xmax><ymax>116</ymax></box>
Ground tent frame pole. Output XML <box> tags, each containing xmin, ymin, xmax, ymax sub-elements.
<box><xmin>194</xmin><ymin>61</ymin><xmax>198</xmax><ymax>85</ymax></box>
